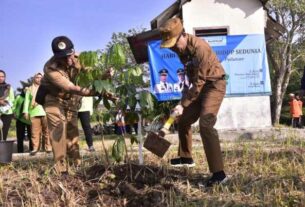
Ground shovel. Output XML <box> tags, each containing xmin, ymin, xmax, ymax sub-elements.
<box><xmin>143</xmin><ymin>112</ymin><xmax>177</xmax><ymax>158</ymax></box>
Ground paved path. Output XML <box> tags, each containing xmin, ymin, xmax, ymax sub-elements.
<box><xmin>7</xmin><ymin>126</ymin><xmax>305</xmax><ymax>162</ymax></box>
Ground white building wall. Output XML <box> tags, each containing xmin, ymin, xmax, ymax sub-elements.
<box><xmin>183</xmin><ymin>0</ymin><xmax>266</xmax><ymax>34</ymax></box>
<box><xmin>182</xmin><ymin>0</ymin><xmax>272</xmax><ymax>129</ymax></box>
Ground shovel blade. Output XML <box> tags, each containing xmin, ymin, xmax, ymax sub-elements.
<box><xmin>144</xmin><ymin>132</ymin><xmax>171</xmax><ymax>158</ymax></box>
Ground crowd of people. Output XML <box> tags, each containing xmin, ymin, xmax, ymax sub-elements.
<box><xmin>0</xmin><ymin>70</ymin><xmax>100</xmax><ymax>155</ymax></box>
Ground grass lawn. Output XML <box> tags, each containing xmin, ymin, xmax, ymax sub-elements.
<box><xmin>0</xmin><ymin>132</ymin><xmax>304</xmax><ymax>206</ymax></box>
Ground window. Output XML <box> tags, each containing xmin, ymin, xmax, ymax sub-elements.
<box><xmin>194</xmin><ymin>28</ymin><xmax>228</xmax><ymax>37</ymax></box>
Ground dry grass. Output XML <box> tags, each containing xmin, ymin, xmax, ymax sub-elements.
<box><xmin>0</xmin><ymin>133</ymin><xmax>305</xmax><ymax>207</ymax></box>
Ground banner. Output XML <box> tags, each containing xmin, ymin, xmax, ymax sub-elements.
<box><xmin>148</xmin><ymin>34</ymin><xmax>271</xmax><ymax>101</ymax></box>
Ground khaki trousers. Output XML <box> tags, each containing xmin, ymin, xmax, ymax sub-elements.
<box><xmin>178</xmin><ymin>80</ymin><xmax>226</xmax><ymax>173</ymax></box>
<box><xmin>44</xmin><ymin>95</ymin><xmax>81</xmax><ymax>173</ymax></box>
<box><xmin>31</xmin><ymin>116</ymin><xmax>51</xmax><ymax>151</ymax></box>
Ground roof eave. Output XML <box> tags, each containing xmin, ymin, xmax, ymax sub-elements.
<box><xmin>150</xmin><ymin>0</ymin><xmax>191</xmax><ymax>30</ymax></box>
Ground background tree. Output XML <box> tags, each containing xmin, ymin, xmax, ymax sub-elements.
<box><xmin>266</xmin><ymin>0</ymin><xmax>305</xmax><ymax>124</ymax></box>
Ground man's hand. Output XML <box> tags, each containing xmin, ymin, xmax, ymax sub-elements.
<box><xmin>172</xmin><ymin>104</ymin><xmax>184</xmax><ymax>116</ymax></box>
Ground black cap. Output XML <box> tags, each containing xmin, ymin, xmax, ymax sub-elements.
<box><xmin>159</xmin><ymin>68</ymin><xmax>168</xmax><ymax>75</ymax></box>
<box><xmin>51</xmin><ymin>36</ymin><xmax>74</xmax><ymax>58</ymax></box>
<box><xmin>177</xmin><ymin>68</ymin><xmax>184</xmax><ymax>75</ymax></box>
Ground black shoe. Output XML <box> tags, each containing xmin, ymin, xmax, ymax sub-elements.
<box><xmin>204</xmin><ymin>174</ymin><xmax>228</xmax><ymax>188</ymax></box>
<box><xmin>170</xmin><ymin>157</ymin><xmax>195</xmax><ymax>167</ymax></box>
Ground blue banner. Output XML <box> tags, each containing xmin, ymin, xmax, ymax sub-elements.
<box><xmin>148</xmin><ymin>34</ymin><xmax>271</xmax><ymax>101</ymax></box>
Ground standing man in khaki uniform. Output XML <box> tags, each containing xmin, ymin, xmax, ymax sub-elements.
<box><xmin>159</xmin><ymin>18</ymin><xmax>227</xmax><ymax>187</ymax></box>
<box><xmin>40</xmin><ymin>36</ymin><xmax>113</xmax><ymax>174</ymax></box>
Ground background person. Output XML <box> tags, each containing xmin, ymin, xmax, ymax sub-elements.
<box><xmin>289</xmin><ymin>93</ymin><xmax>301</xmax><ymax>128</ymax></box>
<box><xmin>154</xmin><ymin>68</ymin><xmax>173</xmax><ymax>93</ymax></box>
<box><xmin>160</xmin><ymin>17</ymin><xmax>227</xmax><ymax>187</ymax></box>
<box><xmin>0</xmin><ymin>69</ymin><xmax>15</xmax><ymax>141</ymax></box>
<box><xmin>13</xmin><ymin>87</ymin><xmax>32</xmax><ymax>153</ymax></box>
<box><xmin>115</xmin><ymin>109</ymin><xmax>126</xmax><ymax>135</ymax></box>
<box><xmin>295</xmin><ymin>93</ymin><xmax>303</xmax><ymax>128</ymax></box>
<box><xmin>23</xmin><ymin>72</ymin><xmax>51</xmax><ymax>155</ymax></box>
<box><xmin>78</xmin><ymin>96</ymin><xmax>95</xmax><ymax>152</ymax></box>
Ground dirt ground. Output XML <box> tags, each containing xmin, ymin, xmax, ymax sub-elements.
<box><xmin>1</xmin><ymin>128</ymin><xmax>305</xmax><ymax>206</ymax></box>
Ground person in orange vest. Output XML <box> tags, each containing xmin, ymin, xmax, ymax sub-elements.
<box><xmin>289</xmin><ymin>93</ymin><xmax>302</xmax><ymax>128</ymax></box>
<box><xmin>115</xmin><ymin>109</ymin><xmax>126</xmax><ymax>135</ymax></box>
<box><xmin>295</xmin><ymin>93</ymin><xmax>303</xmax><ymax>128</ymax></box>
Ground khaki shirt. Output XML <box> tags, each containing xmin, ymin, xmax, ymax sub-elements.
<box><xmin>179</xmin><ymin>34</ymin><xmax>225</xmax><ymax>107</ymax></box>
<box><xmin>41</xmin><ymin>56</ymin><xmax>83</xmax><ymax>110</ymax></box>
<box><xmin>42</xmin><ymin>56</ymin><xmax>83</xmax><ymax>96</ymax></box>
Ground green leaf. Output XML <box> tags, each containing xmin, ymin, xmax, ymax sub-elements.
<box><xmin>76</xmin><ymin>70</ymin><xmax>94</xmax><ymax>87</ymax></box>
<box><xmin>130</xmin><ymin>66</ymin><xmax>142</xmax><ymax>76</ymax></box>
<box><xmin>93</xmin><ymin>79</ymin><xmax>115</xmax><ymax>94</ymax></box>
<box><xmin>116</xmin><ymin>85</ymin><xmax>128</xmax><ymax>96</ymax></box>
<box><xmin>93</xmin><ymin>80</ymin><xmax>104</xmax><ymax>93</ymax></box>
<box><xmin>103</xmin><ymin>80</ymin><xmax>115</xmax><ymax>93</ymax></box>
<box><xmin>107</xmin><ymin>44</ymin><xmax>126</xmax><ymax>69</ymax></box>
<box><xmin>127</xmin><ymin>96</ymin><xmax>137</xmax><ymax>109</ymax></box>
<box><xmin>117</xmin><ymin>136</ymin><xmax>125</xmax><ymax>157</ymax></box>
<box><xmin>139</xmin><ymin>91</ymin><xmax>154</xmax><ymax>110</ymax></box>
<box><xmin>112</xmin><ymin>136</ymin><xmax>125</xmax><ymax>162</ymax></box>
<box><xmin>130</xmin><ymin>135</ymin><xmax>138</xmax><ymax>145</ymax></box>
<box><xmin>79</xmin><ymin>51</ymin><xmax>98</xmax><ymax>68</ymax></box>
<box><xmin>100</xmin><ymin>52</ymin><xmax>107</xmax><ymax>66</ymax></box>
<box><xmin>112</xmin><ymin>139</ymin><xmax>120</xmax><ymax>162</ymax></box>
<box><xmin>102</xmin><ymin>112</ymin><xmax>111</xmax><ymax>123</ymax></box>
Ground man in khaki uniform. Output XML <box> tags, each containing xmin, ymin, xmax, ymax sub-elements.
<box><xmin>159</xmin><ymin>18</ymin><xmax>227</xmax><ymax>187</ymax></box>
<box><xmin>40</xmin><ymin>36</ymin><xmax>113</xmax><ymax>174</ymax></box>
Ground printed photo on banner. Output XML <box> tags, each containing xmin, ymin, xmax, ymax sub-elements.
<box><xmin>148</xmin><ymin>40</ymin><xmax>185</xmax><ymax>101</ymax></box>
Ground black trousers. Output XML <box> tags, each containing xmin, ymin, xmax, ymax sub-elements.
<box><xmin>133</xmin><ymin>123</ymin><xmax>138</xmax><ymax>135</ymax></box>
<box><xmin>78</xmin><ymin>111</ymin><xmax>93</xmax><ymax>147</ymax></box>
<box><xmin>16</xmin><ymin>119</ymin><xmax>33</xmax><ymax>153</ymax></box>
<box><xmin>0</xmin><ymin>114</ymin><xmax>13</xmax><ymax>141</ymax></box>
<box><xmin>292</xmin><ymin>117</ymin><xmax>302</xmax><ymax>128</ymax></box>
<box><xmin>125</xmin><ymin>123</ymin><xmax>138</xmax><ymax>135</ymax></box>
